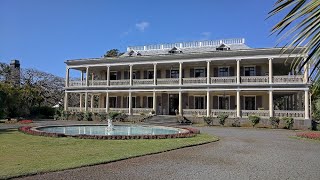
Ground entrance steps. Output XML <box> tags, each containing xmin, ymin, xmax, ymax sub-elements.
<box><xmin>143</xmin><ymin>115</ymin><xmax>178</xmax><ymax>126</ymax></box>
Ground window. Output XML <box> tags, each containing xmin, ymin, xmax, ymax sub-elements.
<box><xmin>218</xmin><ymin>96</ymin><xmax>230</xmax><ymax>109</ymax></box>
<box><xmin>244</xmin><ymin>96</ymin><xmax>256</xmax><ymax>110</ymax></box>
<box><xmin>127</xmin><ymin>97</ymin><xmax>136</xmax><ymax>108</ymax></box>
<box><xmin>109</xmin><ymin>97</ymin><xmax>117</xmax><ymax>108</ymax></box>
<box><xmin>170</xmin><ymin>70</ymin><xmax>179</xmax><ymax>78</ymax></box>
<box><xmin>148</xmin><ymin>71</ymin><xmax>154</xmax><ymax>79</ymax></box>
<box><xmin>218</xmin><ymin>67</ymin><xmax>229</xmax><ymax>77</ymax></box>
<box><xmin>216</xmin><ymin>44</ymin><xmax>231</xmax><ymax>51</ymax></box>
<box><xmin>110</xmin><ymin>71</ymin><xmax>117</xmax><ymax>80</ymax></box>
<box><xmin>194</xmin><ymin>96</ymin><xmax>205</xmax><ymax>109</ymax></box>
<box><xmin>132</xmin><ymin>71</ymin><xmax>137</xmax><ymax>79</ymax></box>
<box><xmin>244</xmin><ymin>66</ymin><xmax>255</xmax><ymax>76</ymax></box>
<box><xmin>147</xmin><ymin>97</ymin><xmax>153</xmax><ymax>108</ymax></box>
<box><xmin>168</xmin><ymin>47</ymin><xmax>183</xmax><ymax>54</ymax></box>
<box><xmin>194</xmin><ymin>68</ymin><xmax>205</xmax><ymax>77</ymax></box>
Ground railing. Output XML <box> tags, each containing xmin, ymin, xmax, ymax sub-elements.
<box><xmin>183</xmin><ymin>77</ymin><xmax>207</xmax><ymax>84</ymax></box>
<box><xmin>133</xmin><ymin>79</ymin><xmax>154</xmax><ymax>85</ymax></box>
<box><xmin>274</xmin><ymin>110</ymin><xmax>304</xmax><ymax>118</ymax></box>
<box><xmin>242</xmin><ymin>110</ymin><xmax>269</xmax><ymax>117</ymax></box>
<box><xmin>88</xmin><ymin>108</ymin><xmax>106</xmax><ymax>113</ymax></box>
<box><xmin>211</xmin><ymin>109</ymin><xmax>236</xmax><ymax>117</ymax></box>
<box><xmin>69</xmin><ymin>81</ymin><xmax>85</xmax><ymax>87</ymax></box>
<box><xmin>109</xmin><ymin>108</ymin><xmax>129</xmax><ymax>113</ymax></box>
<box><xmin>211</xmin><ymin>76</ymin><xmax>236</xmax><ymax>84</ymax></box>
<box><xmin>90</xmin><ymin>80</ymin><xmax>108</xmax><ymax>86</ymax></box>
<box><xmin>127</xmin><ymin>38</ymin><xmax>245</xmax><ymax>51</ymax></box>
<box><xmin>157</xmin><ymin>78</ymin><xmax>179</xmax><ymax>85</ymax></box>
<box><xmin>183</xmin><ymin>109</ymin><xmax>207</xmax><ymax>116</ymax></box>
<box><xmin>110</xmin><ymin>80</ymin><xmax>130</xmax><ymax>86</ymax></box>
<box><xmin>68</xmin><ymin>107</ymin><xmax>83</xmax><ymax>112</ymax></box>
<box><xmin>273</xmin><ymin>75</ymin><xmax>304</xmax><ymax>84</ymax></box>
<box><xmin>132</xmin><ymin>108</ymin><xmax>153</xmax><ymax>115</ymax></box>
<box><xmin>241</xmin><ymin>76</ymin><xmax>268</xmax><ymax>84</ymax></box>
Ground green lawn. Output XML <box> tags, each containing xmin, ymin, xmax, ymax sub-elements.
<box><xmin>0</xmin><ymin>129</ymin><xmax>218</xmax><ymax>179</ymax></box>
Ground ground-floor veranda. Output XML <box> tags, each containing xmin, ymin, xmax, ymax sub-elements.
<box><xmin>64</xmin><ymin>89</ymin><xmax>310</xmax><ymax>120</ymax></box>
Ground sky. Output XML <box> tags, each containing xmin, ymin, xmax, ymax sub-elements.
<box><xmin>0</xmin><ymin>0</ymin><xmax>283</xmax><ymax>77</ymax></box>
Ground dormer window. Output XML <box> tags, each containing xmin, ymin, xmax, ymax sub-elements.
<box><xmin>128</xmin><ymin>50</ymin><xmax>135</xmax><ymax>56</ymax></box>
<box><xmin>137</xmin><ymin>52</ymin><xmax>142</xmax><ymax>56</ymax></box>
<box><xmin>168</xmin><ymin>47</ymin><xmax>182</xmax><ymax>54</ymax></box>
<box><xmin>216</xmin><ymin>44</ymin><xmax>230</xmax><ymax>51</ymax></box>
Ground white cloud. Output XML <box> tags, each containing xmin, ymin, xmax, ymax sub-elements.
<box><xmin>201</xmin><ymin>32</ymin><xmax>211</xmax><ymax>39</ymax></box>
<box><xmin>135</xmin><ymin>21</ymin><xmax>150</xmax><ymax>32</ymax></box>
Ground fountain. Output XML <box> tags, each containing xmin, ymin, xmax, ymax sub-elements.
<box><xmin>107</xmin><ymin>118</ymin><xmax>114</xmax><ymax>130</ymax></box>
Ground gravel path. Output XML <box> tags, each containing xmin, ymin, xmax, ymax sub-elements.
<box><xmin>10</xmin><ymin>123</ymin><xmax>320</xmax><ymax>180</ymax></box>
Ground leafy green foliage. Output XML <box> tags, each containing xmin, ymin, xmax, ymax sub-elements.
<box><xmin>83</xmin><ymin>112</ymin><xmax>93</xmax><ymax>121</ymax></box>
<box><xmin>97</xmin><ymin>112</ymin><xmax>107</xmax><ymax>121</ymax></box>
<box><xmin>249</xmin><ymin>115</ymin><xmax>260</xmax><ymax>127</ymax></box>
<box><xmin>217</xmin><ymin>114</ymin><xmax>228</xmax><ymax>126</ymax></box>
<box><xmin>282</xmin><ymin>117</ymin><xmax>294</xmax><ymax>129</ymax></box>
<box><xmin>75</xmin><ymin>112</ymin><xmax>84</xmax><ymax>121</ymax></box>
<box><xmin>270</xmin><ymin>117</ymin><xmax>280</xmax><ymax>128</ymax></box>
<box><xmin>108</xmin><ymin>112</ymin><xmax>121</xmax><ymax>120</ymax></box>
<box><xmin>203</xmin><ymin>116</ymin><xmax>214</xmax><ymax>126</ymax></box>
<box><xmin>103</xmin><ymin>49</ymin><xmax>124</xmax><ymax>57</ymax></box>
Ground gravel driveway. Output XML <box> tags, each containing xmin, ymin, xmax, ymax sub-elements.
<box><xmin>12</xmin><ymin>123</ymin><xmax>320</xmax><ymax>180</ymax></box>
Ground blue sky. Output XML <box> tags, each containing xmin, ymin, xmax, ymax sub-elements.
<box><xmin>0</xmin><ymin>0</ymin><xmax>282</xmax><ymax>77</ymax></box>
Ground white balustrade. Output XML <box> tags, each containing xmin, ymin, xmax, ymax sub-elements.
<box><xmin>90</xmin><ymin>108</ymin><xmax>106</xmax><ymax>113</ymax></box>
<box><xmin>183</xmin><ymin>109</ymin><xmax>207</xmax><ymax>116</ymax></box>
<box><xmin>90</xmin><ymin>80</ymin><xmax>108</xmax><ymax>86</ymax></box>
<box><xmin>132</xmin><ymin>108</ymin><xmax>153</xmax><ymax>115</ymax></box>
<box><xmin>241</xmin><ymin>76</ymin><xmax>268</xmax><ymax>84</ymax></box>
<box><xmin>242</xmin><ymin>110</ymin><xmax>269</xmax><ymax>117</ymax></box>
<box><xmin>109</xmin><ymin>108</ymin><xmax>129</xmax><ymax>113</ymax></box>
<box><xmin>133</xmin><ymin>79</ymin><xmax>154</xmax><ymax>85</ymax></box>
<box><xmin>68</xmin><ymin>107</ymin><xmax>83</xmax><ymax>112</ymax></box>
<box><xmin>274</xmin><ymin>110</ymin><xmax>304</xmax><ymax>118</ymax></box>
<box><xmin>157</xmin><ymin>78</ymin><xmax>179</xmax><ymax>85</ymax></box>
<box><xmin>273</xmin><ymin>75</ymin><xmax>304</xmax><ymax>84</ymax></box>
<box><xmin>211</xmin><ymin>76</ymin><xmax>236</xmax><ymax>84</ymax></box>
<box><xmin>69</xmin><ymin>81</ymin><xmax>86</xmax><ymax>87</ymax></box>
<box><xmin>110</xmin><ymin>80</ymin><xmax>130</xmax><ymax>86</ymax></box>
<box><xmin>183</xmin><ymin>77</ymin><xmax>207</xmax><ymax>84</ymax></box>
<box><xmin>211</xmin><ymin>109</ymin><xmax>236</xmax><ymax>117</ymax></box>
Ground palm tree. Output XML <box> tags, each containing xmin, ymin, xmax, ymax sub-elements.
<box><xmin>268</xmin><ymin>0</ymin><xmax>319</xmax><ymax>83</ymax></box>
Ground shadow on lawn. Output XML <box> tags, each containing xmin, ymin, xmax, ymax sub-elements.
<box><xmin>0</xmin><ymin>128</ymin><xmax>17</xmax><ymax>135</ymax></box>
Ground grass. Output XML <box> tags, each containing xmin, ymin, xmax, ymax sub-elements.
<box><xmin>289</xmin><ymin>136</ymin><xmax>320</xmax><ymax>142</ymax></box>
<box><xmin>0</xmin><ymin>129</ymin><xmax>218</xmax><ymax>179</ymax></box>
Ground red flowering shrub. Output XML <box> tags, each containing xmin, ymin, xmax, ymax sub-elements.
<box><xmin>296</xmin><ymin>132</ymin><xmax>320</xmax><ymax>140</ymax></box>
<box><xmin>19</xmin><ymin>120</ymin><xmax>33</xmax><ymax>124</ymax></box>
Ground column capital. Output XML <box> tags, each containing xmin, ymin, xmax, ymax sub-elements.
<box><xmin>153</xmin><ymin>63</ymin><xmax>157</xmax><ymax>66</ymax></box>
<box><xmin>206</xmin><ymin>60</ymin><xmax>211</xmax><ymax>63</ymax></box>
<box><xmin>268</xmin><ymin>58</ymin><xmax>273</xmax><ymax>61</ymax></box>
<box><xmin>129</xmin><ymin>64</ymin><xmax>133</xmax><ymax>67</ymax></box>
<box><xmin>107</xmin><ymin>65</ymin><xmax>111</xmax><ymax>68</ymax></box>
<box><xmin>179</xmin><ymin>62</ymin><xmax>183</xmax><ymax>64</ymax></box>
<box><xmin>236</xmin><ymin>59</ymin><xmax>241</xmax><ymax>61</ymax></box>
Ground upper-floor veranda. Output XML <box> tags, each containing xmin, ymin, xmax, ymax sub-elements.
<box><xmin>65</xmin><ymin>47</ymin><xmax>310</xmax><ymax>89</ymax></box>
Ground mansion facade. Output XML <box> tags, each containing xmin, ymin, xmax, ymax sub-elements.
<box><xmin>64</xmin><ymin>38</ymin><xmax>311</xmax><ymax>122</ymax></box>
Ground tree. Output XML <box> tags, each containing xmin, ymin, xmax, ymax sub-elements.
<box><xmin>103</xmin><ymin>49</ymin><xmax>124</xmax><ymax>57</ymax></box>
<box><xmin>268</xmin><ymin>0</ymin><xmax>320</xmax><ymax>82</ymax></box>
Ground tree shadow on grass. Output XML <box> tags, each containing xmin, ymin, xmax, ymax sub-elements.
<box><xmin>0</xmin><ymin>128</ymin><xmax>17</xmax><ymax>135</ymax></box>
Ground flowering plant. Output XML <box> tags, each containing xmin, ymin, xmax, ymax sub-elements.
<box><xmin>19</xmin><ymin>120</ymin><xmax>33</xmax><ymax>124</ymax></box>
<box><xmin>296</xmin><ymin>132</ymin><xmax>320</xmax><ymax>140</ymax></box>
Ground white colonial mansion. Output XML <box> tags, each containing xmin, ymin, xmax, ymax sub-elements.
<box><xmin>64</xmin><ymin>38</ymin><xmax>311</xmax><ymax>121</ymax></box>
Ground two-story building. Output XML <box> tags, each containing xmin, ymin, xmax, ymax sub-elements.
<box><xmin>64</xmin><ymin>38</ymin><xmax>311</xmax><ymax>126</ymax></box>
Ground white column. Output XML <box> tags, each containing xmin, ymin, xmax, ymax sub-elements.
<box><xmin>79</xmin><ymin>93</ymin><xmax>83</xmax><ymax>111</ymax></box>
<box><xmin>86</xmin><ymin>67</ymin><xmax>89</xmax><ymax>86</ymax></box>
<box><xmin>129</xmin><ymin>64</ymin><xmax>133</xmax><ymax>86</ymax></box>
<box><xmin>65</xmin><ymin>67</ymin><xmax>70</xmax><ymax>87</ymax></box>
<box><xmin>105</xmin><ymin>92</ymin><xmax>109</xmax><ymax>113</ymax></box>
<box><xmin>107</xmin><ymin>66</ymin><xmax>110</xmax><ymax>86</ymax></box>
<box><xmin>207</xmin><ymin>91</ymin><xmax>210</xmax><ymax>116</ymax></box>
<box><xmin>305</xmin><ymin>90</ymin><xmax>310</xmax><ymax>119</ymax></box>
<box><xmin>179</xmin><ymin>91</ymin><xmax>182</xmax><ymax>115</ymax></box>
<box><xmin>179</xmin><ymin>62</ymin><xmax>183</xmax><ymax>85</ymax></box>
<box><xmin>269</xmin><ymin>90</ymin><xmax>273</xmax><ymax>117</ymax></box>
<box><xmin>304</xmin><ymin>61</ymin><xmax>308</xmax><ymax>84</ymax></box>
<box><xmin>90</xmin><ymin>94</ymin><xmax>94</xmax><ymax>112</ymax></box>
<box><xmin>207</xmin><ymin>61</ymin><xmax>211</xmax><ymax>84</ymax></box>
<box><xmin>153</xmin><ymin>63</ymin><xmax>157</xmax><ymax>85</ymax></box>
<box><xmin>84</xmin><ymin>92</ymin><xmax>88</xmax><ymax>112</ymax></box>
<box><xmin>128</xmin><ymin>91</ymin><xmax>132</xmax><ymax>115</ymax></box>
<box><xmin>236</xmin><ymin>90</ymin><xmax>241</xmax><ymax>117</ymax></box>
<box><xmin>236</xmin><ymin>59</ymin><xmax>241</xmax><ymax>84</ymax></box>
<box><xmin>153</xmin><ymin>91</ymin><xmax>157</xmax><ymax>113</ymax></box>
<box><xmin>64</xmin><ymin>92</ymin><xmax>68</xmax><ymax>111</ymax></box>
<box><xmin>269</xmin><ymin>58</ymin><xmax>273</xmax><ymax>84</ymax></box>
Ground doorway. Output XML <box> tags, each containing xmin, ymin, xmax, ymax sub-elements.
<box><xmin>169</xmin><ymin>94</ymin><xmax>179</xmax><ymax>115</ymax></box>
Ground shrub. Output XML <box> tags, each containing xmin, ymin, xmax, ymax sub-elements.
<box><xmin>282</xmin><ymin>117</ymin><xmax>294</xmax><ymax>129</ymax></box>
<box><xmin>98</xmin><ymin>112</ymin><xmax>107</xmax><ymax>121</ymax></box>
<box><xmin>151</xmin><ymin>110</ymin><xmax>155</xmax><ymax>114</ymax></box>
<box><xmin>108</xmin><ymin>112</ymin><xmax>121</xmax><ymax>120</ymax></box>
<box><xmin>30</xmin><ymin>106</ymin><xmax>55</xmax><ymax>119</ymax></box>
<box><xmin>203</xmin><ymin>116</ymin><xmax>214</xmax><ymax>126</ymax></box>
<box><xmin>140</xmin><ymin>112</ymin><xmax>145</xmax><ymax>116</ymax></box>
<box><xmin>232</xmin><ymin>118</ymin><xmax>241</xmax><ymax>127</ymax></box>
<box><xmin>217</xmin><ymin>114</ymin><xmax>228</xmax><ymax>126</ymax></box>
<box><xmin>249</xmin><ymin>115</ymin><xmax>260</xmax><ymax>127</ymax></box>
<box><xmin>84</xmin><ymin>112</ymin><xmax>93</xmax><ymax>121</ymax></box>
<box><xmin>269</xmin><ymin>117</ymin><xmax>280</xmax><ymax>128</ymax></box>
<box><xmin>75</xmin><ymin>112</ymin><xmax>84</xmax><ymax>121</ymax></box>
<box><xmin>61</xmin><ymin>110</ymin><xmax>70</xmax><ymax>120</ymax></box>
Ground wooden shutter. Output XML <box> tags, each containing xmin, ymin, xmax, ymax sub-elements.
<box><xmin>136</xmin><ymin>96</ymin><xmax>140</xmax><ymax>108</ymax></box>
<box><xmin>240</xmin><ymin>67</ymin><xmax>244</xmax><ymax>76</ymax></box>
<box><xmin>256</xmin><ymin>96</ymin><xmax>262</xmax><ymax>109</ymax></box>
<box><xmin>136</xmin><ymin>71</ymin><xmax>141</xmax><ymax>79</ymax></box>
<box><xmin>182</xmin><ymin>93</ymin><xmax>188</xmax><ymax>109</ymax></box>
<box><xmin>117</xmin><ymin>96</ymin><xmax>121</xmax><ymax>108</ymax></box>
<box><xmin>182</xmin><ymin>69</ymin><xmax>185</xmax><ymax>78</ymax></box>
<box><xmin>229</xmin><ymin>67</ymin><xmax>234</xmax><ymax>76</ymax></box>
<box><xmin>166</xmin><ymin>70</ymin><xmax>170</xmax><ymax>78</ymax></box>
<box><xmin>213</xmin><ymin>67</ymin><xmax>218</xmax><ymax>77</ymax></box>
<box><xmin>143</xmin><ymin>96</ymin><xmax>147</xmax><ymax>108</ymax></box>
<box><xmin>256</xmin><ymin>66</ymin><xmax>261</xmax><ymax>76</ymax></box>
<box><xmin>230</xmin><ymin>96</ymin><xmax>235</xmax><ymax>109</ymax></box>
<box><xmin>157</xmin><ymin>70</ymin><xmax>161</xmax><ymax>78</ymax></box>
<box><xmin>190</xmin><ymin>68</ymin><xmax>194</xmax><ymax>78</ymax></box>
<box><xmin>117</xmin><ymin>71</ymin><xmax>121</xmax><ymax>80</ymax></box>
<box><xmin>212</xmin><ymin>96</ymin><xmax>218</xmax><ymax>109</ymax></box>
<box><xmin>189</xmin><ymin>96</ymin><xmax>194</xmax><ymax>109</ymax></box>
<box><xmin>240</xmin><ymin>96</ymin><xmax>244</xmax><ymax>109</ymax></box>
<box><xmin>162</xmin><ymin>93</ymin><xmax>168</xmax><ymax>115</ymax></box>
<box><xmin>124</xmin><ymin>71</ymin><xmax>129</xmax><ymax>79</ymax></box>
<box><xmin>123</xmin><ymin>96</ymin><xmax>128</xmax><ymax>108</ymax></box>
<box><xmin>144</xmin><ymin>70</ymin><xmax>148</xmax><ymax>79</ymax></box>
